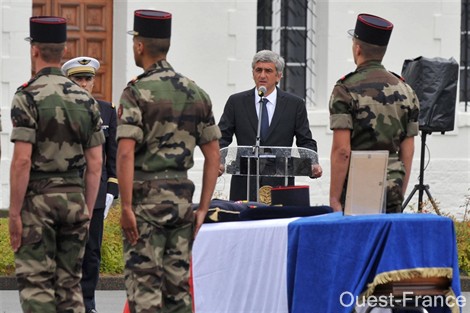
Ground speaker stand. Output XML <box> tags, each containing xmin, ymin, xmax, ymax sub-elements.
<box><xmin>401</xmin><ymin>131</ymin><xmax>440</xmax><ymax>213</ymax></box>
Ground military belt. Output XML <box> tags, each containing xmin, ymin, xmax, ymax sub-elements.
<box><xmin>134</xmin><ymin>170</ymin><xmax>188</xmax><ymax>180</ymax></box>
<box><xmin>29</xmin><ymin>170</ymin><xmax>80</xmax><ymax>180</ymax></box>
<box><xmin>389</xmin><ymin>152</ymin><xmax>399</xmax><ymax>160</ymax></box>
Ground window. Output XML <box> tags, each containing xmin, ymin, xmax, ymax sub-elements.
<box><xmin>257</xmin><ymin>0</ymin><xmax>316</xmax><ymax>106</ymax></box>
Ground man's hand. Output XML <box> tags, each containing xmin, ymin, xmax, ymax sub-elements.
<box><xmin>193</xmin><ymin>209</ymin><xmax>207</xmax><ymax>238</ymax></box>
<box><xmin>311</xmin><ymin>164</ymin><xmax>323</xmax><ymax>178</ymax></box>
<box><xmin>329</xmin><ymin>198</ymin><xmax>343</xmax><ymax>212</ymax></box>
<box><xmin>121</xmin><ymin>208</ymin><xmax>139</xmax><ymax>246</ymax></box>
<box><xmin>9</xmin><ymin>214</ymin><xmax>23</xmax><ymax>252</ymax></box>
<box><xmin>218</xmin><ymin>163</ymin><xmax>225</xmax><ymax>177</ymax></box>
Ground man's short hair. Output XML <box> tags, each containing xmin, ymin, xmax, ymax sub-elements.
<box><xmin>33</xmin><ymin>42</ymin><xmax>66</xmax><ymax>63</ymax></box>
<box><xmin>138</xmin><ymin>37</ymin><xmax>171</xmax><ymax>57</ymax></box>
<box><xmin>354</xmin><ymin>38</ymin><xmax>387</xmax><ymax>61</ymax></box>
<box><xmin>252</xmin><ymin>50</ymin><xmax>285</xmax><ymax>74</ymax></box>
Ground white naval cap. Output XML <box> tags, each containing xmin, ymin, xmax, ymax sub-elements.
<box><xmin>62</xmin><ymin>56</ymin><xmax>100</xmax><ymax>77</ymax></box>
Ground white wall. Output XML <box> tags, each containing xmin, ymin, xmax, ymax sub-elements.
<box><xmin>0</xmin><ymin>0</ymin><xmax>31</xmax><ymax>210</ymax></box>
<box><xmin>111</xmin><ymin>0</ymin><xmax>259</xmax><ymax>205</ymax></box>
<box><xmin>1</xmin><ymin>0</ymin><xmax>469</xmax><ymax>218</ymax></box>
<box><xmin>309</xmin><ymin>1</ymin><xmax>469</xmax><ymax>217</ymax></box>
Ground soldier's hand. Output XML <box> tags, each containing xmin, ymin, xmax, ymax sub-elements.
<box><xmin>121</xmin><ymin>208</ymin><xmax>139</xmax><ymax>246</ymax></box>
<box><xmin>9</xmin><ymin>214</ymin><xmax>23</xmax><ymax>252</ymax></box>
<box><xmin>330</xmin><ymin>198</ymin><xmax>343</xmax><ymax>212</ymax></box>
<box><xmin>218</xmin><ymin>164</ymin><xmax>225</xmax><ymax>177</ymax></box>
<box><xmin>193</xmin><ymin>209</ymin><xmax>207</xmax><ymax>238</ymax></box>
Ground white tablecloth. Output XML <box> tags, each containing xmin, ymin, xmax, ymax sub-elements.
<box><xmin>192</xmin><ymin>218</ymin><xmax>299</xmax><ymax>313</ymax></box>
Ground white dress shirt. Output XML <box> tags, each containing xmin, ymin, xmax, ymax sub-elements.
<box><xmin>255</xmin><ymin>87</ymin><xmax>277</xmax><ymax>125</ymax></box>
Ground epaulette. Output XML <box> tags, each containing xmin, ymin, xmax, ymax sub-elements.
<box><xmin>127</xmin><ymin>76</ymin><xmax>139</xmax><ymax>85</ymax></box>
<box><xmin>17</xmin><ymin>76</ymin><xmax>38</xmax><ymax>91</ymax></box>
<box><xmin>127</xmin><ymin>70</ymin><xmax>152</xmax><ymax>86</ymax></box>
<box><xmin>390</xmin><ymin>71</ymin><xmax>406</xmax><ymax>82</ymax></box>
<box><xmin>338</xmin><ymin>71</ymin><xmax>356</xmax><ymax>82</ymax></box>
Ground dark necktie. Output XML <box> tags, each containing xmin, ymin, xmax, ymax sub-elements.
<box><xmin>260</xmin><ymin>98</ymin><xmax>269</xmax><ymax>141</ymax></box>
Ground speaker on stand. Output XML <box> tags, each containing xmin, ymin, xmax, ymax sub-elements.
<box><xmin>400</xmin><ymin>56</ymin><xmax>458</xmax><ymax>212</ymax></box>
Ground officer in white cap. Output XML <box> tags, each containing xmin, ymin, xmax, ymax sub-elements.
<box><xmin>62</xmin><ymin>56</ymin><xmax>119</xmax><ymax>313</ymax></box>
<box><xmin>62</xmin><ymin>56</ymin><xmax>100</xmax><ymax>93</ymax></box>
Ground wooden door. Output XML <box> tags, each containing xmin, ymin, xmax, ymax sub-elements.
<box><xmin>33</xmin><ymin>0</ymin><xmax>113</xmax><ymax>101</ymax></box>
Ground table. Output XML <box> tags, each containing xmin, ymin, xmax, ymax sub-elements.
<box><xmin>192</xmin><ymin>217</ymin><xmax>297</xmax><ymax>313</ymax></box>
<box><xmin>288</xmin><ymin>213</ymin><xmax>461</xmax><ymax>313</ymax></box>
<box><xmin>192</xmin><ymin>213</ymin><xmax>461</xmax><ymax>313</ymax></box>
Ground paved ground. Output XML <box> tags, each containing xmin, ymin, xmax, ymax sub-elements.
<box><xmin>0</xmin><ymin>290</ymin><xmax>127</xmax><ymax>313</ymax></box>
<box><xmin>1</xmin><ymin>291</ymin><xmax>470</xmax><ymax>313</ymax></box>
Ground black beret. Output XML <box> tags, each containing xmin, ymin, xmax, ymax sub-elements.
<box><xmin>27</xmin><ymin>16</ymin><xmax>67</xmax><ymax>43</ymax></box>
<box><xmin>128</xmin><ymin>10</ymin><xmax>171</xmax><ymax>38</ymax></box>
<box><xmin>348</xmin><ymin>13</ymin><xmax>393</xmax><ymax>46</ymax></box>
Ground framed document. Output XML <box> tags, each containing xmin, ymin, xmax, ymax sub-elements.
<box><xmin>344</xmin><ymin>151</ymin><xmax>389</xmax><ymax>215</ymax></box>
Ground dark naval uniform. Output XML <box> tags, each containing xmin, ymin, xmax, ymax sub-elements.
<box><xmin>80</xmin><ymin>99</ymin><xmax>118</xmax><ymax>312</ymax></box>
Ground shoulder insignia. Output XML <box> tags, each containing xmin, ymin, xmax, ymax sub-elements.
<box><xmin>338</xmin><ymin>71</ymin><xmax>356</xmax><ymax>82</ymax></box>
<box><xmin>118</xmin><ymin>104</ymin><xmax>123</xmax><ymax>119</ymax></box>
<box><xmin>17</xmin><ymin>76</ymin><xmax>38</xmax><ymax>91</ymax></box>
<box><xmin>127</xmin><ymin>76</ymin><xmax>139</xmax><ymax>85</ymax></box>
<box><xmin>390</xmin><ymin>71</ymin><xmax>405</xmax><ymax>82</ymax></box>
<box><xmin>111</xmin><ymin>102</ymin><xmax>115</xmax><ymax>109</ymax></box>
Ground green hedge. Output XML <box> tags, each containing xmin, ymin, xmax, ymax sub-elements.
<box><xmin>0</xmin><ymin>203</ymin><xmax>123</xmax><ymax>276</ymax></box>
<box><xmin>2</xmin><ymin>197</ymin><xmax>470</xmax><ymax>276</ymax></box>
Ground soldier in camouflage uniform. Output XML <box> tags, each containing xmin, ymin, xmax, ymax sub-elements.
<box><xmin>8</xmin><ymin>17</ymin><xmax>104</xmax><ymax>313</ymax></box>
<box><xmin>329</xmin><ymin>13</ymin><xmax>420</xmax><ymax>213</ymax></box>
<box><xmin>116</xmin><ymin>10</ymin><xmax>221</xmax><ymax>313</ymax></box>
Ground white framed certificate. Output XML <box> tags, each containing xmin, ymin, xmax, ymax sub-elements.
<box><xmin>344</xmin><ymin>150</ymin><xmax>389</xmax><ymax>215</ymax></box>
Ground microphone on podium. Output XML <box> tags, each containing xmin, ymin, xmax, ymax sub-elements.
<box><xmin>258</xmin><ymin>86</ymin><xmax>267</xmax><ymax>97</ymax></box>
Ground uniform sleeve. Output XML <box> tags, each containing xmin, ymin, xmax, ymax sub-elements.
<box><xmin>106</xmin><ymin>105</ymin><xmax>119</xmax><ymax>198</ymax></box>
<box><xmin>405</xmin><ymin>86</ymin><xmax>420</xmax><ymax>137</ymax></box>
<box><xmin>329</xmin><ymin>83</ymin><xmax>354</xmax><ymax>130</ymax></box>
<box><xmin>198</xmin><ymin>91</ymin><xmax>221</xmax><ymax>145</ymax></box>
<box><xmin>86</xmin><ymin>99</ymin><xmax>106</xmax><ymax>148</ymax></box>
<box><xmin>10</xmin><ymin>91</ymin><xmax>37</xmax><ymax>144</ymax></box>
<box><xmin>293</xmin><ymin>97</ymin><xmax>317</xmax><ymax>152</ymax></box>
<box><xmin>116</xmin><ymin>85</ymin><xmax>144</xmax><ymax>143</ymax></box>
<box><xmin>217</xmin><ymin>95</ymin><xmax>236</xmax><ymax>149</ymax></box>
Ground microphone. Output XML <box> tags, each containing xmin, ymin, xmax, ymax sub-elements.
<box><xmin>258</xmin><ymin>86</ymin><xmax>267</xmax><ymax>97</ymax></box>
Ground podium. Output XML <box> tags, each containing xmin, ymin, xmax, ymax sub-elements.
<box><xmin>220</xmin><ymin>146</ymin><xmax>318</xmax><ymax>202</ymax></box>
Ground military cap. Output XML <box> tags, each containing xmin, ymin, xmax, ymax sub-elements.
<box><xmin>62</xmin><ymin>56</ymin><xmax>100</xmax><ymax>77</ymax></box>
<box><xmin>127</xmin><ymin>9</ymin><xmax>171</xmax><ymax>38</ymax></box>
<box><xmin>26</xmin><ymin>16</ymin><xmax>67</xmax><ymax>43</ymax></box>
<box><xmin>348</xmin><ymin>13</ymin><xmax>393</xmax><ymax>46</ymax></box>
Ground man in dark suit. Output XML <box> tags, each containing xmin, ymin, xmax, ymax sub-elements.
<box><xmin>62</xmin><ymin>56</ymin><xmax>119</xmax><ymax>313</ymax></box>
<box><xmin>218</xmin><ymin>50</ymin><xmax>322</xmax><ymax>201</ymax></box>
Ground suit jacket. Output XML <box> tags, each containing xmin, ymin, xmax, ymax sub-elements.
<box><xmin>218</xmin><ymin>87</ymin><xmax>317</xmax><ymax>201</ymax></box>
<box><xmin>95</xmin><ymin>100</ymin><xmax>118</xmax><ymax>209</ymax></box>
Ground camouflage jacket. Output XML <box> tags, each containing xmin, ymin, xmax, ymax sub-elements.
<box><xmin>10</xmin><ymin>67</ymin><xmax>104</xmax><ymax>173</ymax></box>
<box><xmin>117</xmin><ymin>60</ymin><xmax>221</xmax><ymax>172</ymax></box>
<box><xmin>329</xmin><ymin>61</ymin><xmax>420</xmax><ymax>153</ymax></box>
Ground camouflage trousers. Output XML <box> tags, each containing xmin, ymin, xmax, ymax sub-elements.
<box><xmin>15</xmin><ymin>177</ymin><xmax>89</xmax><ymax>313</ymax></box>
<box><xmin>385</xmin><ymin>157</ymin><xmax>406</xmax><ymax>213</ymax></box>
<box><xmin>124</xmin><ymin>178</ymin><xmax>195</xmax><ymax>313</ymax></box>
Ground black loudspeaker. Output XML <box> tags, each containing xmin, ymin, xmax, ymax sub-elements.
<box><xmin>401</xmin><ymin>56</ymin><xmax>458</xmax><ymax>133</ymax></box>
